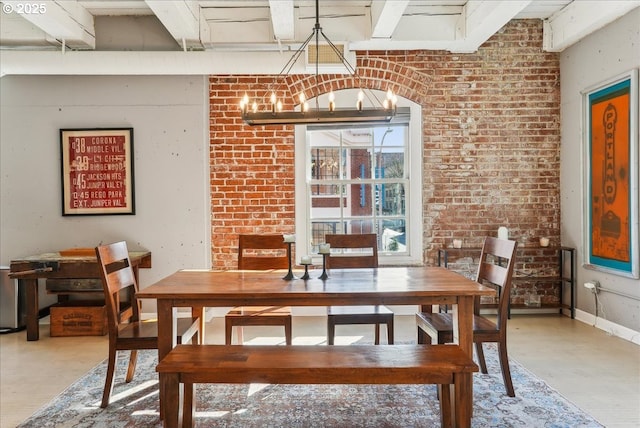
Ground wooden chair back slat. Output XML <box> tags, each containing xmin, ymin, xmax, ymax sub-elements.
<box><xmin>238</xmin><ymin>234</ymin><xmax>290</xmax><ymax>270</ymax></box>
<box><xmin>325</xmin><ymin>234</ymin><xmax>378</xmax><ymax>269</ymax></box>
<box><xmin>475</xmin><ymin>237</ymin><xmax>517</xmax><ymax>327</ymax></box>
<box><xmin>96</xmin><ymin>241</ymin><xmax>140</xmax><ymax>332</ymax></box>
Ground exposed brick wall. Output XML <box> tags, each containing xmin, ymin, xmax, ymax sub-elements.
<box><xmin>209</xmin><ymin>20</ymin><xmax>562</xmax><ymax>305</ymax></box>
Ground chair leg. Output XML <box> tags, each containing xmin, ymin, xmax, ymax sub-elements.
<box><xmin>327</xmin><ymin>318</ymin><xmax>335</xmax><ymax>345</ymax></box>
<box><xmin>475</xmin><ymin>342</ymin><xmax>488</xmax><ymax>374</ymax></box>
<box><xmin>284</xmin><ymin>320</ymin><xmax>292</xmax><ymax>345</ymax></box>
<box><xmin>125</xmin><ymin>350</ymin><xmax>138</xmax><ymax>382</ymax></box>
<box><xmin>374</xmin><ymin>323</ymin><xmax>380</xmax><ymax>345</ymax></box>
<box><xmin>497</xmin><ymin>341</ymin><xmax>515</xmax><ymax>397</ymax></box>
<box><xmin>387</xmin><ymin>319</ymin><xmax>394</xmax><ymax>344</ymax></box>
<box><xmin>192</xmin><ymin>306</ymin><xmax>203</xmax><ymax>345</ymax></box>
<box><xmin>101</xmin><ymin>348</ymin><xmax>117</xmax><ymax>408</ymax></box>
<box><xmin>236</xmin><ymin>326</ymin><xmax>244</xmax><ymax>345</ymax></box>
<box><xmin>417</xmin><ymin>326</ymin><xmax>432</xmax><ymax>345</ymax></box>
<box><xmin>225</xmin><ymin>320</ymin><xmax>233</xmax><ymax>345</ymax></box>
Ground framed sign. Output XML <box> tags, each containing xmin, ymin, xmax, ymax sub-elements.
<box><xmin>60</xmin><ymin>128</ymin><xmax>135</xmax><ymax>215</ymax></box>
<box><xmin>583</xmin><ymin>70</ymin><xmax>638</xmax><ymax>278</ymax></box>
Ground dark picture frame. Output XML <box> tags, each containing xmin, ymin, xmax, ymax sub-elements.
<box><xmin>582</xmin><ymin>70</ymin><xmax>638</xmax><ymax>278</ymax></box>
<box><xmin>60</xmin><ymin>128</ymin><xmax>135</xmax><ymax>216</ymax></box>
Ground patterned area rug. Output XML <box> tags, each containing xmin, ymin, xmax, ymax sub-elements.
<box><xmin>18</xmin><ymin>343</ymin><xmax>603</xmax><ymax>428</ymax></box>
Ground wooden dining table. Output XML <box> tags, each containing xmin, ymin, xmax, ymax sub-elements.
<box><xmin>137</xmin><ymin>266</ymin><xmax>494</xmax><ymax>428</ymax></box>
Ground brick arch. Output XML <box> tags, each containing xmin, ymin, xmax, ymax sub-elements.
<box><xmin>283</xmin><ymin>57</ymin><xmax>431</xmax><ymax>106</ymax></box>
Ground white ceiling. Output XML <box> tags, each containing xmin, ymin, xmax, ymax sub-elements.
<box><xmin>1</xmin><ymin>0</ymin><xmax>638</xmax><ymax>76</ymax></box>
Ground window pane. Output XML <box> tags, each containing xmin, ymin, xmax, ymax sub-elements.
<box><xmin>344</xmin><ymin>147</ymin><xmax>372</xmax><ymax>179</ymax></box>
<box><xmin>375</xmin><ymin>127</ymin><xmax>405</xmax><ymax>179</ymax></box>
<box><xmin>376</xmin><ymin>182</ymin><xmax>406</xmax><ymax>216</ymax></box>
<box><xmin>307</xmin><ymin>123</ymin><xmax>409</xmax><ymax>258</ymax></box>
<box><xmin>311</xmin><ymin>221</ymin><xmax>338</xmax><ymax>251</ymax></box>
<box><xmin>379</xmin><ymin>219</ymin><xmax>406</xmax><ymax>253</ymax></box>
<box><xmin>310</xmin><ymin>147</ymin><xmax>340</xmax><ymax>196</ymax></box>
<box><xmin>311</xmin><ymin>219</ymin><xmax>377</xmax><ymax>249</ymax></box>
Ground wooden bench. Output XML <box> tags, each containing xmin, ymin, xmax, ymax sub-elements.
<box><xmin>156</xmin><ymin>344</ymin><xmax>479</xmax><ymax>428</ymax></box>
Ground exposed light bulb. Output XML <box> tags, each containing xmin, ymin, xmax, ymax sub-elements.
<box><xmin>329</xmin><ymin>91</ymin><xmax>335</xmax><ymax>112</ymax></box>
<box><xmin>357</xmin><ymin>90</ymin><xmax>364</xmax><ymax>111</ymax></box>
<box><xmin>240</xmin><ymin>93</ymin><xmax>249</xmax><ymax>113</ymax></box>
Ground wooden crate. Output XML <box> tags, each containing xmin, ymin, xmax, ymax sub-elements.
<box><xmin>50</xmin><ymin>300</ymin><xmax>107</xmax><ymax>337</ymax></box>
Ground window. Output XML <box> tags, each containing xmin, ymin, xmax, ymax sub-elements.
<box><xmin>295</xmin><ymin>90</ymin><xmax>422</xmax><ymax>265</ymax></box>
<box><xmin>307</xmin><ymin>126</ymin><xmax>408</xmax><ymax>252</ymax></box>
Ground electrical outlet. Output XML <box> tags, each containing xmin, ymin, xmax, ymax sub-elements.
<box><xmin>584</xmin><ymin>281</ymin><xmax>600</xmax><ymax>294</ymax></box>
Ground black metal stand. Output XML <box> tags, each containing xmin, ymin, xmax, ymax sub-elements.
<box><xmin>301</xmin><ymin>264</ymin><xmax>311</xmax><ymax>280</ymax></box>
<box><xmin>319</xmin><ymin>253</ymin><xmax>329</xmax><ymax>280</ymax></box>
<box><xmin>283</xmin><ymin>242</ymin><xmax>296</xmax><ymax>280</ymax></box>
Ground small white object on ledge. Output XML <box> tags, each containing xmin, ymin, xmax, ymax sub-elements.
<box><xmin>452</xmin><ymin>239</ymin><xmax>462</xmax><ymax>249</ymax></box>
<box><xmin>283</xmin><ymin>234</ymin><xmax>296</xmax><ymax>243</ymax></box>
<box><xmin>498</xmin><ymin>227</ymin><xmax>509</xmax><ymax>240</ymax></box>
<box><xmin>318</xmin><ymin>243</ymin><xmax>331</xmax><ymax>254</ymax></box>
<box><xmin>539</xmin><ymin>237</ymin><xmax>550</xmax><ymax>247</ymax></box>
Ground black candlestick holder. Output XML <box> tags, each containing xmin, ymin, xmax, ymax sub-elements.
<box><xmin>300</xmin><ymin>263</ymin><xmax>311</xmax><ymax>280</ymax></box>
<box><xmin>318</xmin><ymin>253</ymin><xmax>329</xmax><ymax>280</ymax></box>
<box><xmin>283</xmin><ymin>242</ymin><xmax>296</xmax><ymax>280</ymax></box>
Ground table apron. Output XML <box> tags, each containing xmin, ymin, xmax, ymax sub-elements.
<box><xmin>162</xmin><ymin>296</ymin><xmax>460</xmax><ymax>307</ymax></box>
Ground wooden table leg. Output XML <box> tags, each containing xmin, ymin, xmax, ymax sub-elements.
<box><xmin>157</xmin><ymin>300</ymin><xmax>175</xmax><ymax>422</ymax></box>
<box><xmin>451</xmin><ymin>296</ymin><xmax>474</xmax><ymax>427</ymax></box>
<box><xmin>23</xmin><ymin>279</ymin><xmax>40</xmax><ymax>341</ymax></box>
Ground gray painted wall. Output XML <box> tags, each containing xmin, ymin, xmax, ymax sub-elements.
<box><xmin>560</xmin><ymin>8</ymin><xmax>640</xmax><ymax>333</ymax></box>
<box><xmin>0</xmin><ymin>75</ymin><xmax>210</xmax><ymax>312</ymax></box>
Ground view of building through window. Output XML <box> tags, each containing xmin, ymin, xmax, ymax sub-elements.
<box><xmin>307</xmin><ymin>125</ymin><xmax>408</xmax><ymax>254</ymax></box>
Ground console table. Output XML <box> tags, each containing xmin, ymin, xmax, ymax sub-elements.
<box><xmin>9</xmin><ymin>250</ymin><xmax>151</xmax><ymax>341</ymax></box>
<box><xmin>437</xmin><ymin>246</ymin><xmax>575</xmax><ymax>318</ymax></box>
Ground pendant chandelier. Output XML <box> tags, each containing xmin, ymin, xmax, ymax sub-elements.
<box><xmin>240</xmin><ymin>0</ymin><xmax>397</xmax><ymax>126</ymax></box>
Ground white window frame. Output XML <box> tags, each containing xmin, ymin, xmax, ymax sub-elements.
<box><xmin>295</xmin><ymin>89</ymin><xmax>423</xmax><ymax>266</ymax></box>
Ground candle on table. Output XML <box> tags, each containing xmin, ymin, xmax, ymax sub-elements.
<box><xmin>319</xmin><ymin>243</ymin><xmax>330</xmax><ymax>254</ymax></box>
<box><xmin>283</xmin><ymin>234</ymin><xmax>296</xmax><ymax>243</ymax></box>
<box><xmin>300</xmin><ymin>255</ymin><xmax>312</xmax><ymax>265</ymax></box>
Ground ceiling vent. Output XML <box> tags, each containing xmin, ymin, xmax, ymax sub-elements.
<box><xmin>305</xmin><ymin>43</ymin><xmax>355</xmax><ymax>73</ymax></box>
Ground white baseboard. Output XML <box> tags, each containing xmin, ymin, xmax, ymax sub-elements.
<box><xmin>575</xmin><ymin>308</ymin><xmax>640</xmax><ymax>345</ymax></box>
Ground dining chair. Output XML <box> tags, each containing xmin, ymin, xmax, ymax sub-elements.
<box><xmin>325</xmin><ymin>233</ymin><xmax>394</xmax><ymax>345</ymax></box>
<box><xmin>416</xmin><ymin>236</ymin><xmax>518</xmax><ymax>396</ymax></box>
<box><xmin>224</xmin><ymin>234</ymin><xmax>293</xmax><ymax>345</ymax></box>
<box><xmin>95</xmin><ymin>241</ymin><xmax>201</xmax><ymax>408</ymax></box>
